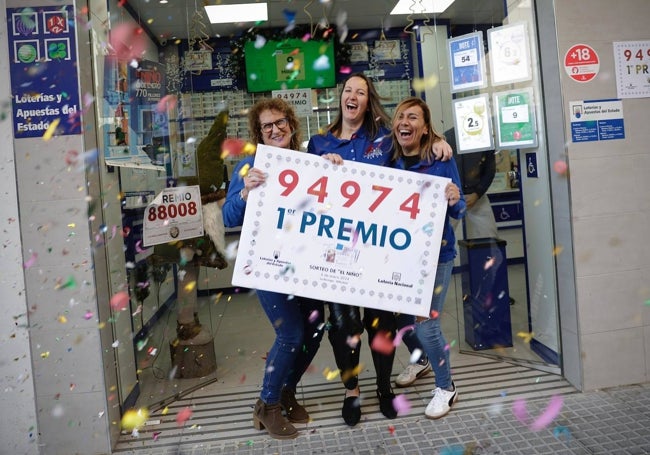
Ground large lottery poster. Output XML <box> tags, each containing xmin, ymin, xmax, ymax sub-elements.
<box><xmin>232</xmin><ymin>146</ymin><xmax>450</xmax><ymax>317</ymax></box>
<box><xmin>6</xmin><ymin>5</ymin><xmax>81</xmax><ymax>138</ymax></box>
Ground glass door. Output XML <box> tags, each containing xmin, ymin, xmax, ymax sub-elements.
<box><xmin>89</xmin><ymin>1</ymin><xmax>220</xmax><ymax>414</ymax></box>
<box><xmin>444</xmin><ymin>1</ymin><xmax>562</xmax><ymax>373</ymax></box>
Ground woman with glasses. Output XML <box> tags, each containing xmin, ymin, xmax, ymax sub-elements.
<box><xmin>222</xmin><ymin>98</ymin><xmax>324</xmax><ymax>439</ymax></box>
<box><xmin>307</xmin><ymin>73</ymin><xmax>452</xmax><ymax>426</ymax></box>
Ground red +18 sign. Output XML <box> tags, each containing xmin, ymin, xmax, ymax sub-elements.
<box><xmin>564</xmin><ymin>43</ymin><xmax>600</xmax><ymax>83</ymax></box>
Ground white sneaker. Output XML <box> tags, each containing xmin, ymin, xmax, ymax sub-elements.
<box><xmin>395</xmin><ymin>359</ymin><xmax>432</xmax><ymax>387</ymax></box>
<box><xmin>425</xmin><ymin>382</ymin><xmax>458</xmax><ymax>419</ymax></box>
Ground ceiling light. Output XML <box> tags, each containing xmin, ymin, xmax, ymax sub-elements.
<box><xmin>390</xmin><ymin>0</ymin><xmax>455</xmax><ymax>15</ymax></box>
<box><xmin>204</xmin><ymin>3</ymin><xmax>268</xmax><ymax>24</ymax></box>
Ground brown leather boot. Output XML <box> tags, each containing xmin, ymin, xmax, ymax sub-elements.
<box><xmin>253</xmin><ymin>399</ymin><xmax>298</xmax><ymax>439</ymax></box>
<box><xmin>280</xmin><ymin>388</ymin><xmax>310</xmax><ymax>423</ymax></box>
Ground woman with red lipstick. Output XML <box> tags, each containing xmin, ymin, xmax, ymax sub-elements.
<box><xmin>308</xmin><ymin>74</ymin><xmax>452</xmax><ymax>425</ymax></box>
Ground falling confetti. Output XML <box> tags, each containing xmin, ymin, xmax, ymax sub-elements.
<box><xmin>23</xmin><ymin>252</ymin><xmax>38</xmax><ymax>269</ymax></box>
<box><xmin>121</xmin><ymin>408</ymin><xmax>149</xmax><ymax>431</ymax></box>
<box><xmin>409</xmin><ymin>348</ymin><xmax>423</xmax><ymax>364</ymax></box>
<box><xmin>109</xmin><ymin>23</ymin><xmax>148</xmax><ymax>61</ymax></box>
<box><xmin>42</xmin><ymin>118</ymin><xmax>60</xmax><ymax>141</ymax></box>
<box><xmin>370</xmin><ymin>331</ymin><xmax>395</xmax><ymax>355</ymax></box>
<box><xmin>516</xmin><ymin>331</ymin><xmax>534</xmax><ymax>343</ymax></box>
<box><xmin>393</xmin><ymin>324</ymin><xmax>414</xmax><ymax>346</ymax></box>
<box><xmin>156</xmin><ymin>94</ymin><xmax>177</xmax><ymax>113</ymax></box>
<box><xmin>530</xmin><ymin>395</ymin><xmax>564</xmax><ymax>431</ymax></box>
<box><xmin>221</xmin><ymin>137</ymin><xmax>249</xmax><ymax>158</ymax></box>
<box><xmin>313</xmin><ymin>54</ymin><xmax>331</xmax><ymax>71</ymax></box>
<box><xmin>392</xmin><ymin>394</ymin><xmax>411</xmax><ymax>416</ymax></box>
<box><xmin>512</xmin><ymin>395</ymin><xmax>564</xmax><ymax>431</ymax></box>
<box><xmin>176</xmin><ymin>406</ymin><xmax>192</xmax><ymax>426</ymax></box>
<box><xmin>238</xmin><ymin>163</ymin><xmax>251</xmax><ymax>178</ymax></box>
<box><xmin>308</xmin><ymin>310</ymin><xmax>320</xmax><ymax>323</ymax></box>
<box><xmin>110</xmin><ymin>291</ymin><xmax>130</xmax><ymax>311</ymax></box>
<box><xmin>411</xmin><ymin>74</ymin><xmax>439</xmax><ymax>92</ymax></box>
<box><xmin>55</xmin><ymin>276</ymin><xmax>76</xmax><ymax>290</ymax></box>
<box><xmin>323</xmin><ymin>367</ymin><xmax>339</xmax><ymax>380</ymax></box>
<box><xmin>553</xmin><ymin>160</ymin><xmax>568</xmax><ymax>175</ymax></box>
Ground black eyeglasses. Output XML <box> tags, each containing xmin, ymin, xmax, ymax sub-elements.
<box><xmin>260</xmin><ymin>118</ymin><xmax>289</xmax><ymax>133</ymax></box>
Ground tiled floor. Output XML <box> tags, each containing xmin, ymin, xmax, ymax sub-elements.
<box><xmin>134</xmin><ymin>264</ymin><xmax>552</xmax><ymax>411</ymax></box>
<box><xmin>116</xmin><ymin>262</ymin><xmax>650</xmax><ymax>454</ymax></box>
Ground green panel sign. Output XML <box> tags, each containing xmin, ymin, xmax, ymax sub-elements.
<box><xmin>244</xmin><ymin>39</ymin><xmax>336</xmax><ymax>93</ymax></box>
<box><xmin>494</xmin><ymin>88</ymin><xmax>538</xmax><ymax>149</ymax></box>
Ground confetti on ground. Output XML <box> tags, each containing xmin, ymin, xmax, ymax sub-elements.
<box><xmin>440</xmin><ymin>444</ymin><xmax>464</xmax><ymax>455</ymax></box>
<box><xmin>553</xmin><ymin>425</ymin><xmax>571</xmax><ymax>440</ymax></box>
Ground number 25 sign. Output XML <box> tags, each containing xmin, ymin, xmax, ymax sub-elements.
<box><xmin>232</xmin><ymin>145</ymin><xmax>450</xmax><ymax>317</ymax></box>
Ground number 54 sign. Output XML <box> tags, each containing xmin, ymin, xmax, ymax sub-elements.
<box><xmin>232</xmin><ymin>145</ymin><xmax>450</xmax><ymax>317</ymax></box>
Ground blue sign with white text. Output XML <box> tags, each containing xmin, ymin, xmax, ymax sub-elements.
<box><xmin>6</xmin><ymin>5</ymin><xmax>81</xmax><ymax>138</ymax></box>
<box><xmin>569</xmin><ymin>99</ymin><xmax>625</xmax><ymax>143</ymax></box>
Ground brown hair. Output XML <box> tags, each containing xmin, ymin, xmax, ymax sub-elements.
<box><xmin>247</xmin><ymin>97</ymin><xmax>302</xmax><ymax>150</ymax></box>
<box><xmin>326</xmin><ymin>73</ymin><xmax>391</xmax><ymax>140</ymax></box>
<box><xmin>391</xmin><ymin>97</ymin><xmax>444</xmax><ymax>162</ymax></box>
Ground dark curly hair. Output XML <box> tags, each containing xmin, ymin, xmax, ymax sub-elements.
<box><xmin>247</xmin><ymin>97</ymin><xmax>302</xmax><ymax>151</ymax></box>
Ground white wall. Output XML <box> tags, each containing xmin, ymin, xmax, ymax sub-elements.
<box><xmin>555</xmin><ymin>0</ymin><xmax>650</xmax><ymax>390</ymax></box>
<box><xmin>0</xmin><ymin>1</ymin><xmax>39</xmax><ymax>453</ymax></box>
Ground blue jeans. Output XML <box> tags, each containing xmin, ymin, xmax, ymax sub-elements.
<box><xmin>284</xmin><ymin>297</ymin><xmax>325</xmax><ymax>391</ymax></box>
<box><xmin>257</xmin><ymin>290</ymin><xmax>306</xmax><ymax>404</ymax></box>
<box><xmin>415</xmin><ymin>259</ymin><xmax>454</xmax><ymax>390</ymax></box>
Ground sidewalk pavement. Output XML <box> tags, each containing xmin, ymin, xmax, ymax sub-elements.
<box><xmin>124</xmin><ymin>382</ymin><xmax>649</xmax><ymax>454</ymax></box>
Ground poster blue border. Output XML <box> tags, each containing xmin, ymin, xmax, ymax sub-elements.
<box><xmin>448</xmin><ymin>31</ymin><xmax>487</xmax><ymax>94</ymax></box>
<box><xmin>6</xmin><ymin>5</ymin><xmax>81</xmax><ymax>138</ymax></box>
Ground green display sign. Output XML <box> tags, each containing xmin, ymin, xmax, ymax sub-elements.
<box><xmin>244</xmin><ymin>38</ymin><xmax>336</xmax><ymax>93</ymax></box>
<box><xmin>493</xmin><ymin>88</ymin><xmax>538</xmax><ymax>149</ymax></box>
